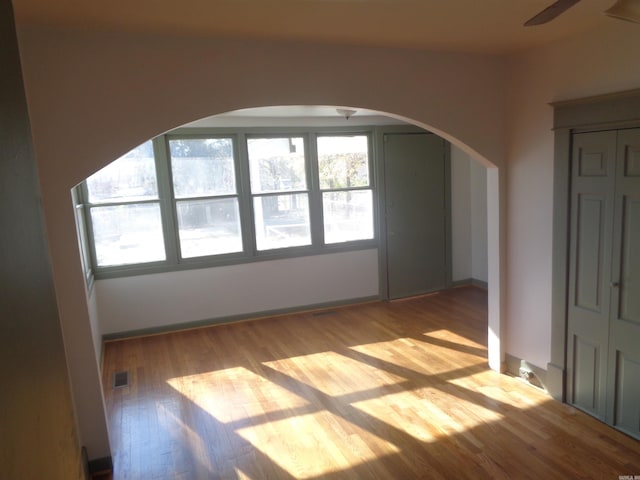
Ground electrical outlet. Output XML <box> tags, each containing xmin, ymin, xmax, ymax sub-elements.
<box><xmin>519</xmin><ymin>367</ymin><xmax>534</xmax><ymax>381</ymax></box>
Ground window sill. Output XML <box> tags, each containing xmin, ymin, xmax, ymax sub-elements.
<box><xmin>92</xmin><ymin>240</ymin><xmax>378</xmax><ymax>280</ymax></box>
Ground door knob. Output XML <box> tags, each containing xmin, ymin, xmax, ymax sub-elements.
<box><xmin>610</xmin><ymin>282</ymin><xmax>620</xmax><ymax>288</ymax></box>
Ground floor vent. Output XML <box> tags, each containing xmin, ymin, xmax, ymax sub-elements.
<box><xmin>113</xmin><ymin>370</ymin><xmax>129</xmax><ymax>389</ymax></box>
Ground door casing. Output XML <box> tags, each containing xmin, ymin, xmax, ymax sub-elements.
<box><xmin>551</xmin><ymin>89</ymin><xmax>640</xmax><ymax>407</ymax></box>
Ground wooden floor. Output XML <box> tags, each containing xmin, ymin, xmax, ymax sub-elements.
<box><xmin>101</xmin><ymin>286</ymin><xmax>640</xmax><ymax>479</ymax></box>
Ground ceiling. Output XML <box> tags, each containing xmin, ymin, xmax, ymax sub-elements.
<box><xmin>183</xmin><ymin>106</ymin><xmax>406</xmax><ymax>126</ymax></box>
<box><xmin>12</xmin><ymin>0</ymin><xmax>618</xmax><ymax>55</ymax></box>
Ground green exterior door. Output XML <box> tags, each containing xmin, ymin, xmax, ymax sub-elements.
<box><xmin>568</xmin><ymin>128</ymin><xmax>640</xmax><ymax>440</ymax></box>
<box><xmin>383</xmin><ymin>133</ymin><xmax>448</xmax><ymax>300</ymax></box>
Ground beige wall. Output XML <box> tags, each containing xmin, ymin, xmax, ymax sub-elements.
<box><xmin>451</xmin><ymin>145</ymin><xmax>488</xmax><ymax>283</ymax></box>
<box><xmin>505</xmin><ymin>21</ymin><xmax>640</xmax><ymax>370</ymax></box>
<box><xmin>451</xmin><ymin>146</ymin><xmax>473</xmax><ymax>281</ymax></box>
<box><xmin>11</xmin><ymin>0</ymin><xmax>640</xmax><ymax>465</ymax></box>
<box><xmin>470</xmin><ymin>159</ymin><xmax>488</xmax><ymax>283</ymax></box>
<box><xmin>1</xmin><ymin>4</ymin><xmax>83</xmax><ymax>477</ymax></box>
<box><xmin>97</xmin><ymin>250</ymin><xmax>379</xmax><ymax>336</ymax></box>
<box><xmin>19</xmin><ymin>18</ymin><xmax>640</xmax><ymax>460</ymax></box>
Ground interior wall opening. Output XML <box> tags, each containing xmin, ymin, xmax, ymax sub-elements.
<box><xmin>73</xmin><ymin>105</ymin><xmax>495</xmax><ymax>371</ymax></box>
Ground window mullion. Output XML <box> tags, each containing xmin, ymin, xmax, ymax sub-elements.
<box><xmin>174</xmin><ymin>193</ymin><xmax>239</xmax><ymax>202</ymax></box>
<box><xmin>153</xmin><ymin>136</ymin><xmax>180</xmax><ymax>264</ymax></box>
<box><xmin>307</xmin><ymin>133</ymin><xmax>324</xmax><ymax>247</ymax></box>
<box><xmin>84</xmin><ymin>205</ymin><xmax>101</xmax><ymax>272</ymax></box>
<box><xmin>321</xmin><ymin>186</ymin><xmax>373</xmax><ymax>194</ymax></box>
<box><xmin>77</xmin><ymin>181</ymin><xmax>101</xmax><ymax>273</ymax></box>
<box><xmin>83</xmin><ymin>198</ymin><xmax>163</xmax><ymax>208</ymax></box>
<box><xmin>72</xmin><ymin>186</ymin><xmax>94</xmax><ymax>285</ymax></box>
<box><xmin>237</xmin><ymin>132</ymin><xmax>256</xmax><ymax>256</ymax></box>
<box><xmin>368</xmin><ymin>133</ymin><xmax>379</xmax><ymax>245</ymax></box>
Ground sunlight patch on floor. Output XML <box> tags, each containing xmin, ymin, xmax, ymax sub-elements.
<box><xmin>235</xmin><ymin>410</ymin><xmax>400</xmax><ymax>479</ymax></box>
<box><xmin>348</xmin><ymin>338</ymin><xmax>485</xmax><ymax>377</ymax></box>
<box><xmin>166</xmin><ymin>367</ymin><xmax>309</xmax><ymax>423</ymax></box>
<box><xmin>352</xmin><ymin>385</ymin><xmax>503</xmax><ymax>444</ymax></box>
<box><xmin>461</xmin><ymin>372</ymin><xmax>550</xmax><ymax>408</ymax></box>
<box><xmin>262</xmin><ymin>350</ymin><xmax>405</xmax><ymax>397</ymax></box>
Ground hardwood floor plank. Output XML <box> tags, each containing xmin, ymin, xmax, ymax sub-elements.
<box><xmin>101</xmin><ymin>287</ymin><xmax>640</xmax><ymax>479</ymax></box>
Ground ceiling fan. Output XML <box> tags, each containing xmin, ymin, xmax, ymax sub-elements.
<box><xmin>524</xmin><ymin>0</ymin><xmax>640</xmax><ymax>26</ymax></box>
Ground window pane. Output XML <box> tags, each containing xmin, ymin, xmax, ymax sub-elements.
<box><xmin>90</xmin><ymin>203</ymin><xmax>165</xmax><ymax>266</ymax></box>
<box><xmin>317</xmin><ymin>135</ymin><xmax>370</xmax><ymax>190</ymax></box>
<box><xmin>169</xmin><ymin>138</ymin><xmax>236</xmax><ymax>198</ymax></box>
<box><xmin>254</xmin><ymin>193</ymin><xmax>311</xmax><ymax>250</ymax></box>
<box><xmin>176</xmin><ymin>198</ymin><xmax>243</xmax><ymax>258</ymax></box>
<box><xmin>87</xmin><ymin>141</ymin><xmax>158</xmax><ymax>203</ymax></box>
<box><xmin>323</xmin><ymin>190</ymin><xmax>374</xmax><ymax>244</ymax></box>
<box><xmin>247</xmin><ymin>137</ymin><xmax>307</xmax><ymax>193</ymax></box>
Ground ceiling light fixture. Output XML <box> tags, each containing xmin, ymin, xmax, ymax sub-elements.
<box><xmin>336</xmin><ymin>108</ymin><xmax>357</xmax><ymax>120</ymax></box>
<box><xmin>604</xmin><ymin>0</ymin><xmax>640</xmax><ymax>22</ymax></box>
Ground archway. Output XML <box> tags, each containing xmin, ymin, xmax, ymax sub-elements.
<box><xmin>81</xmin><ymin>105</ymin><xmax>503</xmax><ymax>475</ymax></box>
<box><xmin>80</xmin><ymin>104</ymin><xmax>502</xmax><ymax>373</ymax></box>
<box><xmin>20</xmin><ymin>30</ymin><xmax>507</xmax><ymax>462</ymax></box>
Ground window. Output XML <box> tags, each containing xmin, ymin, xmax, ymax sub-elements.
<box><xmin>84</xmin><ymin>140</ymin><xmax>166</xmax><ymax>267</ymax></box>
<box><xmin>247</xmin><ymin>137</ymin><xmax>311</xmax><ymax>251</ymax></box>
<box><xmin>71</xmin><ymin>186</ymin><xmax>94</xmax><ymax>286</ymax></box>
<box><xmin>168</xmin><ymin>137</ymin><xmax>243</xmax><ymax>258</ymax></box>
<box><xmin>77</xmin><ymin>128</ymin><xmax>378</xmax><ymax>277</ymax></box>
<box><xmin>317</xmin><ymin>135</ymin><xmax>374</xmax><ymax>244</ymax></box>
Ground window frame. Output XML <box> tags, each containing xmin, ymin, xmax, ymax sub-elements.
<box><xmin>71</xmin><ymin>185</ymin><xmax>95</xmax><ymax>289</ymax></box>
<box><xmin>315</xmin><ymin>133</ymin><xmax>375</xmax><ymax>245</ymax></box>
<box><xmin>165</xmin><ymin>134</ymin><xmax>247</xmax><ymax>262</ymax></box>
<box><xmin>79</xmin><ymin>141</ymin><xmax>168</xmax><ymax>273</ymax></box>
<box><xmin>246</xmin><ymin>133</ymin><xmax>314</xmax><ymax>254</ymax></box>
<box><xmin>77</xmin><ymin>126</ymin><xmax>380</xmax><ymax>279</ymax></box>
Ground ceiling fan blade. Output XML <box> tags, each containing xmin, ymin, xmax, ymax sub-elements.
<box><xmin>524</xmin><ymin>0</ymin><xmax>581</xmax><ymax>26</ymax></box>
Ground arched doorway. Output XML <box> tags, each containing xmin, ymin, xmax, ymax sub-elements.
<box><xmin>78</xmin><ymin>105</ymin><xmax>500</xmax><ymax>372</ymax></box>
<box><xmin>22</xmin><ymin>33</ymin><xmax>507</xmax><ymax>460</ymax></box>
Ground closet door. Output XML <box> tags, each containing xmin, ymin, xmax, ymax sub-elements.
<box><xmin>605</xmin><ymin>128</ymin><xmax>640</xmax><ymax>439</ymax></box>
<box><xmin>383</xmin><ymin>133</ymin><xmax>448</xmax><ymax>299</ymax></box>
<box><xmin>567</xmin><ymin>131</ymin><xmax>617</xmax><ymax>420</ymax></box>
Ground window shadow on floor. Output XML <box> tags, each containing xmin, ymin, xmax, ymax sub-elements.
<box><xmin>102</xmin><ymin>287</ymin><xmax>640</xmax><ymax>479</ymax></box>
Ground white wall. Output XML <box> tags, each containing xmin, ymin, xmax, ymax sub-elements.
<box><xmin>97</xmin><ymin>250</ymin><xmax>378</xmax><ymax>335</ymax></box>
<box><xmin>470</xmin><ymin>159</ymin><xmax>488</xmax><ymax>283</ymax></box>
<box><xmin>23</xmin><ymin>19</ymin><xmax>640</xmax><ymax>458</ymax></box>
<box><xmin>96</xmin><ymin>140</ymin><xmax>483</xmax><ymax>336</ymax></box>
<box><xmin>505</xmin><ymin>22</ymin><xmax>640</xmax><ymax>370</ymax></box>
<box><xmin>451</xmin><ymin>145</ymin><xmax>488</xmax><ymax>283</ymax></box>
<box><xmin>451</xmin><ymin>146</ymin><xmax>472</xmax><ymax>281</ymax></box>
<box><xmin>1</xmin><ymin>5</ymin><xmax>84</xmax><ymax>473</ymax></box>
<box><xmin>17</xmin><ymin>27</ymin><xmax>508</xmax><ymax>459</ymax></box>
<box><xmin>85</xmin><ymin>285</ymin><xmax>102</xmax><ymax>361</ymax></box>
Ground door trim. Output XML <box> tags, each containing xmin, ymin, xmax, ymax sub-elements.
<box><xmin>551</xmin><ymin>88</ymin><xmax>640</xmax><ymax>402</ymax></box>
